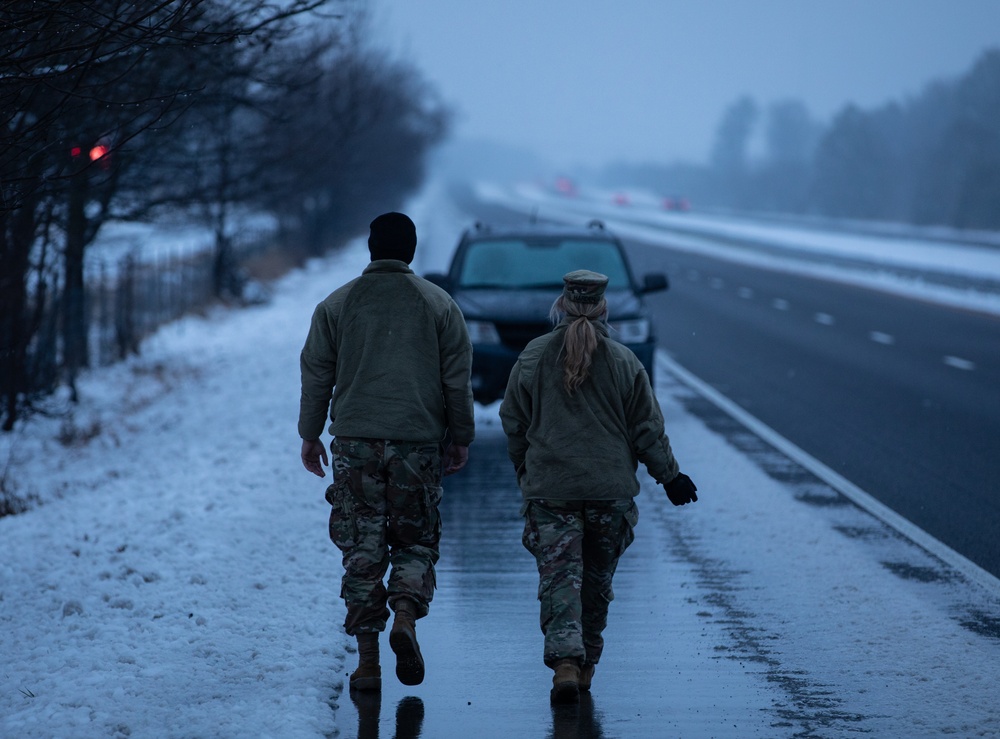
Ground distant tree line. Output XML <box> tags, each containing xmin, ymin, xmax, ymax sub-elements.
<box><xmin>1</xmin><ymin>1</ymin><xmax>449</xmax><ymax>432</ymax></box>
<box><xmin>603</xmin><ymin>48</ymin><xmax>1000</xmax><ymax>231</ymax></box>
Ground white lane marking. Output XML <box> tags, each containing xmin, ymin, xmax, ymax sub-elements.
<box><xmin>870</xmin><ymin>331</ymin><xmax>895</xmax><ymax>345</ymax></box>
<box><xmin>814</xmin><ymin>312</ymin><xmax>835</xmax><ymax>325</ymax></box>
<box><xmin>656</xmin><ymin>350</ymin><xmax>1000</xmax><ymax>599</ymax></box>
<box><xmin>943</xmin><ymin>355</ymin><xmax>976</xmax><ymax>371</ymax></box>
<box><xmin>737</xmin><ymin>287</ymin><xmax>754</xmax><ymax>299</ymax></box>
<box><xmin>772</xmin><ymin>298</ymin><xmax>790</xmax><ymax>311</ymax></box>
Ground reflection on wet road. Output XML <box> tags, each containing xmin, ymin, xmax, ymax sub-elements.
<box><xmin>329</xmin><ymin>424</ymin><xmax>777</xmax><ymax>738</ymax></box>
<box><xmin>351</xmin><ymin>692</ymin><xmax>423</xmax><ymax>739</ymax></box>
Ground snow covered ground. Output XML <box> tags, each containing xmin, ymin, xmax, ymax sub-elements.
<box><xmin>2</xmin><ymin>180</ymin><xmax>999</xmax><ymax>737</ymax></box>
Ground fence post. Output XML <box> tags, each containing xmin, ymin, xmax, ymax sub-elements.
<box><xmin>115</xmin><ymin>254</ymin><xmax>138</xmax><ymax>359</ymax></box>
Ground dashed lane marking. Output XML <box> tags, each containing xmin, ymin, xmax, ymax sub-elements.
<box><xmin>814</xmin><ymin>312</ymin><xmax>835</xmax><ymax>325</ymax></box>
<box><xmin>869</xmin><ymin>331</ymin><xmax>895</xmax><ymax>345</ymax></box>
<box><xmin>656</xmin><ymin>350</ymin><xmax>1000</xmax><ymax>599</ymax></box>
<box><xmin>943</xmin><ymin>355</ymin><xmax>976</xmax><ymax>371</ymax></box>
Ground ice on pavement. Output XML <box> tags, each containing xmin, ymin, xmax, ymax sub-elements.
<box><xmin>1</xmin><ymin>180</ymin><xmax>999</xmax><ymax>737</ymax></box>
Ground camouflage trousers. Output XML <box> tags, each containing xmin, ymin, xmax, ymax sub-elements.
<box><xmin>521</xmin><ymin>498</ymin><xmax>638</xmax><ymax>667</ymax></box>
<box><xmin>326</xmin><ymin>437</ymin><xmax>443</xmax><ymax>636</ymax></box>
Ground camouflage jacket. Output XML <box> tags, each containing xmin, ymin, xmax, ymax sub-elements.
<box><xmin>298</xmin><ymin>259</ymin><xmax>475</xmax><ymax>446</ymax></box>
<box><xmin>499</xmin><ymin>321</ymin><xmax>679</xmax><ymax>500</ymax></box>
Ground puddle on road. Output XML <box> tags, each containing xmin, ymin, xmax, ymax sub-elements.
<box><xmin>347</xmin><ymin>692</ymin><xmax>423</xmax><ymax>739</ymax></box>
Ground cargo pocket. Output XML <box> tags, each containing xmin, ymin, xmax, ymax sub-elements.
<box><xmin>616</xmin><ymin>500</ymin><xmax>639</xmax><ymax>557</ymax></box>
<box><xmin>325</xmin><ymin>480</ymin><xmax>358</xmax><ymax>550</ymax></box>
<box><xmin>538</xmin><ymin>581</ymin><xmax>554</xmax><ymax>633</ymax></box>
<box><xmin>521</xmin><ymin>501</ymin><xmax>540</xmax><ymax>555</ymax></box>
<box><xmin>421</xmin><ymin>482</ymin><xmax>444</xmax><ymax>544</ymax></box>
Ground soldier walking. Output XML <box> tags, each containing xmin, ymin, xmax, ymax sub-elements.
<box><xmin>298</xmin><ymin>212</ymin><xmax>475</xmax><ymax>692</ymax></box>
<box><xmin>499</xmin><ymin>270</ymin><xmax>699</xmax><ymax>704</ymax></box>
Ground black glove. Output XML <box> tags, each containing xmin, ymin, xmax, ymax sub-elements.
<box><xmin>663</xmin><ymin>473</ymin><xmax>698</xmax><ymax>506</ymax></box>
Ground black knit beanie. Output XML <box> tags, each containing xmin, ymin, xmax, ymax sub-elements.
<box><xmin>368</xmin><ymin>212</ymin><xmax>417</xmax><ymax>263</ymax></box>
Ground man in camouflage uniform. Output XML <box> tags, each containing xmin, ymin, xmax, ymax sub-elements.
<box><xmin>299</xmin><ymin>212</ymin><xmax>475</xmax><ymax>692</ymax></box>
<box><xmin>500</xmin><ymin>269</ymin><xmax>698</xmax><ymax>704</ymax></box>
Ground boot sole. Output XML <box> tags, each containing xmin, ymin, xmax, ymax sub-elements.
<box><xmin>389</xmin><ymin>629</ymin><xmax>425</xmax><ymax>686</ymax></box>
<box><xmin>550</xmin><ymin>681</ymin><xmax>580</xmax><ymax>704</ymax></box>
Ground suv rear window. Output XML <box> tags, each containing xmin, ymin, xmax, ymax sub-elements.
<box><xmin>457</xmin><ymin>238</ymin><xmax>632</xmax><ymax>289</ymax></box>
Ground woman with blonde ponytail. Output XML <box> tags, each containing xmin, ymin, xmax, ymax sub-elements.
<box><xmin>549</xmin><ymin>290</ymin><xmax>607</xmax><ymax>393</ymax></box>
<box><xmin>501</xmin><ymin>269</ymin><xmax>699</xmax><ymax>705</ymax></box>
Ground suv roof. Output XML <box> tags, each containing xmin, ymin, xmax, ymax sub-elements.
<box><xmin>459</xmin><ymin>218</ymin><xmax>615</xmax><ymax>240</ymax></box>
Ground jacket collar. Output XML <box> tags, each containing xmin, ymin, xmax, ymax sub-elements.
<box><xmin>364</xmin><ymin>259</ymin><xmax>413</xmax><ymax>275</ymax></box>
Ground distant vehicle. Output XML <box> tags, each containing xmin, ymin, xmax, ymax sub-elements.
<box><xmin>554</xmin><ymin>177</ymin><xmax>577</xmax><ymax>197</ymax></box>
<box><xmin>662</xmin><ymin>195</ymin><xmax>691</xmax><ymax>212</ymax></box>
<box><xmin>424</xmin><ymin>220</ymin><xmax>669</xmax><ymax>404</ymax></box>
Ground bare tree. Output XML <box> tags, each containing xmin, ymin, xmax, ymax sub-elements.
<box><xmin>262</xmin><ymin>19</ymin><xmax>451</xmax><ymax>253</ymax></box>
<box><xmin>709</xmin><ymin>96</ymin><xmax>759</xmax><ymax>208</ymax></box>
<box><xmin>1</xmin><ymin>0</ymin><xmax>334</xmax><ymax>429</ymax></box>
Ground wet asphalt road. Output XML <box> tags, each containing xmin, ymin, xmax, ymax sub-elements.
<box><xmin>329</xmin><ymin>427</ymin><xmax>778</xmax><ymax>738</ymax></box>
<box><xmin>329</xmin><ymin>191</ymin><xmax>1000</xmax><ymax>737</ymax></box>
<box><xmin>454</xmin><ymin>189</ymin><xmax>1000</xmax><ymax>577</ymax></box>
<box><xmin>623</xmin><ymin>238</ymin><xmax>1000</xmax><ymax>578</ymax></box>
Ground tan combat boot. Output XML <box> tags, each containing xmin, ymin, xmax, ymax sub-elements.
<box><xmin>389</xmin><ymin>598</ymin><xmax>425</xmax><ymax>686</ymax></box>
<box><xmin>579</xmin><ymin>662</ymin><xmax>595</xmax><ymax>692</ymax></box>
<box><xmin>550</xmin><ymin>658</ymin><xmax>581</xmax><ymax>704</ymax></box>
<box><xmin>349</xmin><ymin>632</ymin><xmax>381</xmax><ymax>691</ymax></box>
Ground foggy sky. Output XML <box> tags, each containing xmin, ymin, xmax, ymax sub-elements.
<box><xmin>373</xmin><ymin>0</ymin><xmax>1000</xmax><ymax>170</ymax></box>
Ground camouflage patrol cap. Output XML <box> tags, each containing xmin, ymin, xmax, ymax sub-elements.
<box><xmin>563</xmin><ymin>269</ymin><xmax>609</xmax><ymax>304</ymax></box>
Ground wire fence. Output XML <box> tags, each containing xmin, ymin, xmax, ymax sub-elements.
<box><xmin>88</xmin><ymin>228</ymin><xmax>277</xmax><ymax>365</ymax></box>
<box><xmin>20</xmin><ymin>227</ymin><xmax>278</xmax><ymax>406</ymax></box>
<box><xmin>89</xmin><ymin>245</ymin><xmax>216</xmax><ymax>365</ymax></box>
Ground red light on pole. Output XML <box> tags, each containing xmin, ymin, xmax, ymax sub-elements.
<box><xmin>89</xmin><ymin>145</ymin><xmax>108</xmax><ymax>161</ymax></box>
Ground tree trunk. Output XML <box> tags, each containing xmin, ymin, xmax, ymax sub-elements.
<box><xmin>0</xmin><ymin>199</ymin><xmax>38</xmax><ymax>431</ymax></box>
<box><xmin>62</xmin><ymin>173</ymin><xmax>90</xmax><ymax>402</ymax></box>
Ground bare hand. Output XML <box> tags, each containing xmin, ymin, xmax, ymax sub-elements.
<box><xmin>301</xmin><ymin>438</ymin><xmax>329</xmax><ymax>477</ymax></box>
<box><xmin>443</xmin><ymin>444</ymin><xmax>469</xmax><ymax>476</ymax></box>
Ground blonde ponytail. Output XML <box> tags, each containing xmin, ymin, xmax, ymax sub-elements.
<box><xmin>550</xmin><ymin>295</ymin><xmax>608</xmax><ymax>394</ymax></box>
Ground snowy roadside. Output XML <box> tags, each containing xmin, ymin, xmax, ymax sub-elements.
<box><xmin>0</xmin><ymin>246</ymin><xmax>371</xmax><ymax>737</ymax></box>
<box><xmin>1</xmin><ymin>181</ymin><xmax>999</xmax><ymax>737</ymax></box>
<box><xmin>0</xmin><ymin>183</ymin><xmax>476</xmax><ymax>738</ymax></box>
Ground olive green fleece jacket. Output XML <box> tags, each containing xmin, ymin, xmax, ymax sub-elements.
<box><xmin>298</xmin><ymin>259</ymin><xmax>475</xmax><ymax>445</ymax></box>
<box><xmin>499</xmin><ymin>320</ymin><xmax>679</xmax><ymax>501</ymax></box>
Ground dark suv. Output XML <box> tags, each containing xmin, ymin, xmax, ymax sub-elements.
<box><xmin>425</xmin><ymin>220</ymin><xmax>668</xmax><ymax>404</ymax></box>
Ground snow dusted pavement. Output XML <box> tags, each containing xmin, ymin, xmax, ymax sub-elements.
<box><xmin>2</xmin><ymin>184</ymin><xmax>1000</xmax><ymax>737</ymax></box>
